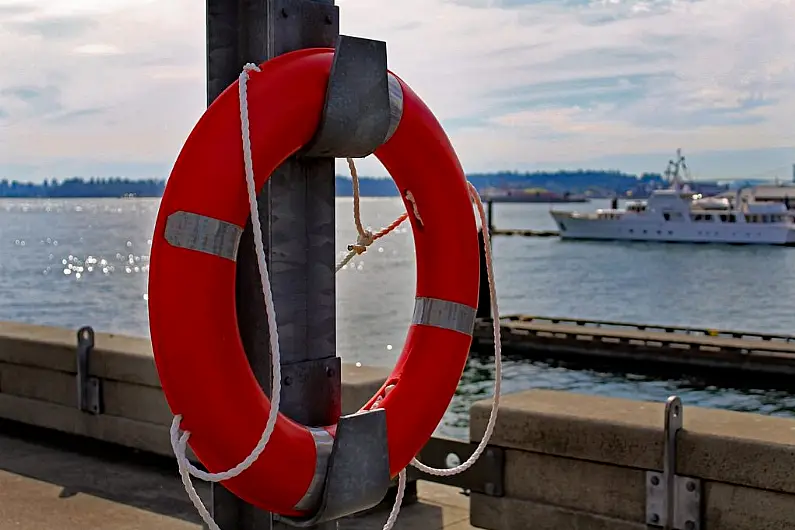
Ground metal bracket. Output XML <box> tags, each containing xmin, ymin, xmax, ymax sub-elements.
<box><xmin>408</xmin><ymin>437</ymin><xmax>504</xmax><ymax>496</ymax></box>
<box><xmin>276</xmin><ymin>409</ymin><xmax>391</xmax><ymax>527</ymax></box>
<box><xmin>646</xmin><ymin>396</ymin><xmax>701</xmax><ymax>530</ymax></box>
<box><xmin>301</xmin><ymin>34</ymin><xmax>402</xmax><ymax>159</ymax></box>
<box><xmin>76</xmin><ymin>326</ymin><xmax>102</xmax><ymax>415</ymax></box>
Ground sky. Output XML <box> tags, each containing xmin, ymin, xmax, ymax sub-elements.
<box><xmin>0</xmin><ymin>0</ymin><xmax>793</xmax><ymax>183</ymax></box>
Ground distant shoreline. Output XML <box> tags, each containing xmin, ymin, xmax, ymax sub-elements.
<box><xmin>0</xmin><ymin>170</ymin><xmax>669</xmax><ymax>199</ymax></box>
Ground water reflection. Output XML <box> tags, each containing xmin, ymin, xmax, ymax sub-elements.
<box><xmin>438</xmin><ymin>354</ymin><xmax>795</xmax><ymax>439</ymax></box>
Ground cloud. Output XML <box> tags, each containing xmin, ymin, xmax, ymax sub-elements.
<box><xmin>8</xmin><ymin>15</ymin><xmax>97</xmax><ymax>39</ymax></box>
<box><xmin>0</xmin><ymin>0</ymin><xmax>792</xmax><ymax>182</ymax></box>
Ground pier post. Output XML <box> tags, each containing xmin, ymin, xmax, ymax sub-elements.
<box><xmin>476</xmin><ymin>229</ymin><xmax>491</xmax><ymax>320</ymax></box>
<box><xmin>207</xmin><ymin>1</ymin><xmax>339</xmax><ymax>529</ymax></box>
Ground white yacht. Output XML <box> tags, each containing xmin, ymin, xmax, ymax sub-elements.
<box><xmin>550</xmin><ymin>150</ymin><xmax>795</xmax><ymax>246</ymax></box>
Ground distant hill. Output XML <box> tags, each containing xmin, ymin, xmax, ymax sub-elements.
<box><xmin>0</xmin><ymin>170</ymin><xmax>667</xmax><ymax>199</ymax></box>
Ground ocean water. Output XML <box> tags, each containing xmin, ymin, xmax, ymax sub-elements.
<box><xmin>2</xmin><ymin>196</ymin><xmax>795</xmax><ymax>438</ymax></box>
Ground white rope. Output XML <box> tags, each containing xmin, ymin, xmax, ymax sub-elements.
<box><xmin>169</xmin><ymin>62</ymin><xmax>502</xmax><ymax>530</ymax></box>
<box><xmin>409</xmin><ymin>182</ymin><xmax>501</xmax><ymax>477</ymax></box>
<box><xmin>339</xmin><ymin>172</ymin><xmax>501</xmax><ymax>530</ymax></box>
<box><xmin>168</xmin><ymin>63</ymin><xmax>285</xmax><ymax>530</ymax></box>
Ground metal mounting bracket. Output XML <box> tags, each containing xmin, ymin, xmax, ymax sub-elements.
<box><xmin>408</xmin><ymin>437</ymin><xmax>505</xmax><ymax>496</ymax></box>
<box><xmin>76</xmin><ymin>326</ymin><xmax>102</xmax><ymax>415</ymax></box>
<box><xmin>646</xmin><ymin>396</ymin><xmax>701</xmax><ymax>530</ymax></box>
<box><xmin>275</xmin><ymin>408</ymin><xmax>392</xmax><ymax>527</ymax></box>
<box><xmin>300</xmin><ymin>34</ymin><xmax>403</xmax><ymax>159</ymax></box>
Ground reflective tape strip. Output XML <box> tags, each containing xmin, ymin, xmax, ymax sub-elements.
<box><xmin>163</xmin><ymin>211</ymin><xmax>243</xmax><ymax>262</ymax></box>
<box><xmin>412</xmin><ymin>297</ymin><xmax>477</xmax><ymax>336</ymax></box>
<box><xmin>293</xmin><ymin>427</ymin><xmax>335</xmax><ymax>512</ymax></box>
<box><xmin>383</xmin><ymin>73</ymin><xmax>404</xmax><ymax>144</ymax></box>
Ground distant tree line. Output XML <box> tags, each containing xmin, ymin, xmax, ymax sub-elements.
<box><xmin>0</xmin><ymin>170</ymin><xmax>667</xmax><ymax>199</ymax></box>
<box><xmin>0</xmin><ymin>177</ymin><xmax>165</xmax><ymax>198</ymax></box>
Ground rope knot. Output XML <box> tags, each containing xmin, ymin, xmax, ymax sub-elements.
<box><xmin>349</xmin><ymin>229</ymin><xmax>375</xmax><ymax>255</ymax></box>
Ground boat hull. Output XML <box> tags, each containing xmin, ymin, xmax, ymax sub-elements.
<box><xmin>550</xmin><ymin>211</ymin><xmax>795</xmax><ymax>245</ymax></box>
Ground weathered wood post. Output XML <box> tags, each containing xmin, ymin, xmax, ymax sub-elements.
<box><xmin>205</xmin><ymin>1</ymin><xmax>393</xmax><ymax>529</ymax></box>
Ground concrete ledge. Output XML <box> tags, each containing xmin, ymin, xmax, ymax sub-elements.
<box><xmin>502</xmin><ymin>450</ymin><xmax>645</xmax><ymax>522</ymax></box>
<box><xmin>471</xmin><ymin>389</ymin><xmax>795</xmax><ymax>495</ymax></box>
<box><xmin>470</xmin><ymin>494</ymin><xmax>645</xmax><ymax>530</ymax></box>
<box><xmin>0</xmin><ymin>321</ymin><xmax>391</xmax><ymax>459</ymax></box>
<box><xmin>0</xmin><ymin>321</ymin><xmax>159</xmax><ymax>387</ymax></box>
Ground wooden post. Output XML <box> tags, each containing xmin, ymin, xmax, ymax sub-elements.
<box><xmin>206</xmin><ymin>0</ymin><xmax>339</xmax><ymax>529</ymax></box>
<box><xmin>476</xmin><ymin>229</ymin><xmax>491</xmax><ymax>320</ymax></box>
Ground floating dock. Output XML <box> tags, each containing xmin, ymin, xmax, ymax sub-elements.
<box><xmin>473</xmin><ymin>315</ymin><xmax>795</xmax><ymax>385</ymax></box>
<box><xmin>490</xmin><ymin>229</ymin><xmax>559</xmax><ymax>237</ymax></box>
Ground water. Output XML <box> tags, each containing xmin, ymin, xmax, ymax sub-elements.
<box><xmin>2</xmin><ymin>197</ymin><xmax>795</xmax><ymax>439</ymax></box>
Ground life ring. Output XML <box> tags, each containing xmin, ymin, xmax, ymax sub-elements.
<box><xmin>148</xmin><ymin>47</ymin><xmax>479</xmax><ymax>516</ymax></box>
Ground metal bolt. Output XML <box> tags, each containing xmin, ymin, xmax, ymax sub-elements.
<box><xmin>280</xmin><ymin>7</ymin><xmax>288</xmax><ymax>17</ymax></box>
<box><xmin>485</xmin><ymin>448</ymin><xmax>494</xmax><ymax>458</ymax></box>
<box><xmin>651</xmin><ymin>475</ymin><xmax>660</xmax><ymax>486</ymax></box>
<box><xmin>686</xmin><ymin>481</ymin><xmax>696</xmax><ymax>492</ymax></box>
<box><xmin>284</xmin><ymin>376</ymin><xmax>292</xmax><ymax>386</ymax></box>
<box><xmin>484</xmin><ymin>482</ymin><xmax>495</xmax><ymax>496</ymax></box>
<box><xmin>650</xmin><ymin>513</ymin><xmax>660</xmax><ymax>524</ymax></box>
<box><xmin>685</xmin><ymin>521</ymin><xmax>695</xmax><ymax>530</ymax></box>
<box><xmin>324</xmin><ymin>14</ymin><xmax>333</xmax><ymax>24</ymax></box>
<box><xmin>326</xmin><ymin>366</ymin><xmax>335</xmax><ymax>377</ymax></box>
<box><xmin>445</xmin><ymin>452</ymin><xmax>461</xmax><ymax>468</ymax></box>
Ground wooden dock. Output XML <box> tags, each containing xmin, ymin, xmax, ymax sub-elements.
<box><xmin>490</xmin><ymin>229</ymin><xmax>559</xmax><ymax>237</ymax></box>
<box><xmin>472</xmin><ymin>315</ymin><xmax>795</xmax><ymax>385</ymax></box>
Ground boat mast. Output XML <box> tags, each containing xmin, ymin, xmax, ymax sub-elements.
<box><xmin>665</xmin><ymin>148</ymin><xmax>691</xmax><ymax>193</ymax></box>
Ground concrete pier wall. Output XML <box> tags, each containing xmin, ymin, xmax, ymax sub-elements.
<box><xmin>2</xmin><ymin>321</ymin><xmax>795</xmax><ymax>529</ymax></box>
<box><xmin>470</xmin><ymin>390</ymin><xmax>795</xmax><ymax>530</ymax></box>
<box><xmin>0</xmin><ymin>321</ymin><xmax>390</xmax><ymax>461</ymax></box>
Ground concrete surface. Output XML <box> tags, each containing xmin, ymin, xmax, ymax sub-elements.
<box><xmin>501</xmin><ymin>450</ymin><xmax>646</xmax><ymax>522</ymax></box>
<box><xmin>0</xmin><ymin>420</ymin><xmax>473</xmax><ymax>530</ymax></box>
<box><xmin>0</xmin><ymin>321</ymin><xmax>391</xmax><ymax>461</ymax></box>
<box><xmin>471</xmin><ymin>389</ymin><xmax>795</xmax><ymax>494</ymax></box>
<box><xmin>470</xmin><ymin>495</ymin><xmax>646</xmax><ymax>530</ymax></box>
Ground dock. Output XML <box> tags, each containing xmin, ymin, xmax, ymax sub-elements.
<box><xmin>473</xmin><ymin>315</ymin><xmax>795</xmax><ymax>385</ymax></box>
<box><xmin>490</xmin><ymin>228</ymin><xmax>559</xmax><ymax>237</ymax></box>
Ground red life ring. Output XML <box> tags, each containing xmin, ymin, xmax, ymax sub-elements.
<box><xmin>148</xmin><ymin>47</ymin><xmax>479</xmax><ymax>516</ymax></box>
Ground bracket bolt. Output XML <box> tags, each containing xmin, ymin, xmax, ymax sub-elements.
<box><xmin>650</xmin><ymin>475</ymin><xmax>660</xmax><ymax>486</ymax></box>
<box><xmin>280</xmin><ymin>8</ymin><xmax>288</xmax><ymax>18</ymax></box>
<box><xmin>650</xmin><ymin>513</ymin><xmax>660</xmax><ymax>524</ymax></box>
<box><xmin>326</xmin><ymin>366</ymin><xmax>336</xmax><ymax>377</ymax></box>
<box><xmin>686</xmin><ymin>481</ymin><xmax>696</xmax><ymax>492</ymax></box>
<box><xmin>324</xmin><ymin>14</ymin><xmax>333</xmax><ymax>24</ymax></box>
<box><xmin>484</xmin><ymin>482</ymin><xmax>495</xmax><ymax>496</ymax></box>
<box><xmin>284</xmin><ymin>376</ymin><xmax>293</xmax><ymax>386</ymax></box>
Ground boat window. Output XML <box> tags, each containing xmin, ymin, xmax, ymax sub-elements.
<box><xmin>728</xmin><ymin>214</ymin><xmax>736</xmax><ymax>223</ymax></box>
<box><xmin>719</xmin><ymin>214</ymin><xmax>727</xmax><ymax>222</ymax></box>
<box><xmin>705</xmin><ymin>214</ymin><xmax>713</xmax><ymax>221</ymax></box>
<box><xmin>663</xmin><ymin>213</ymin><xmax>670</xmax><ymax>221</ymax></box>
